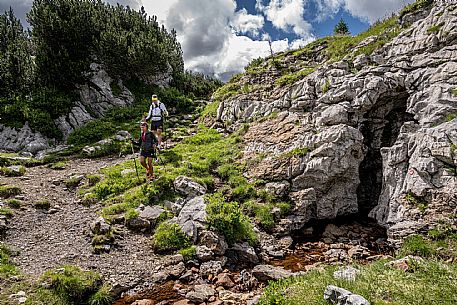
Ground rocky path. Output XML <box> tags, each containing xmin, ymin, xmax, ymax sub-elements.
<box><xmin>2</xmin><ymin>156</ymin><xmax>162</xmax><ymax>289</ymax></box>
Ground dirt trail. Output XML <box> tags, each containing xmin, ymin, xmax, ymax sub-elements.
<box><xmin>2</xmin><ymin>156</ymin><xmax>161</xmax><ymax>288</ymax></box>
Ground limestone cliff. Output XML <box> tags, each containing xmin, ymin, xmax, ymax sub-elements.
<box><xmin>216</xmin><ymin>1</ymin><xmax>457</xmax><ymax>244</ymax></box>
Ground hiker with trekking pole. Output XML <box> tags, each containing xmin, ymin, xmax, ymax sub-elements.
<box><xmin>130</xmin><ymin>121</ymin><xmax>158</xmax><ymax>181</ymax></box>
<box><xmin>144</xmin><ymin>94</ymin><xmax>168</xmax><ymax>150</ymax></box>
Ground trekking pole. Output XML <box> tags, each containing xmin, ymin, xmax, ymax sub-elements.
<box><xmin>130</xmin><ymin>141</ymin><xmax>140</xmax><ymax>182</ymax></box>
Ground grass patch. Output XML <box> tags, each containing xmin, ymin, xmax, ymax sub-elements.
<box><xmin>33</xmin><ymin>200</ymin><xmax>51</xmax><ymax>210</ymax></box>
<box><xmin>427</xmin><ymin>24</ymin><xmax>442</xmax><ymax>34</ymax></box>
<box><xmin>0</xmin><ymin>208</ymin><xmax>14</xmax><ymax>218</ymax></box>
<box><xmin>0</xmin><ymin>165</ymin><xmax>26</xmax><ymax>176</ymax></box>
<box><xmin>0</xmin><ymin>243</ymin><xmax>19</xmax><ymax>280</ymax></box>
<box><xmin>48</xmin><ymin>161</ymin><xmax>67</xmax><ymax>170</ymax></box>
<box><xmin>446</xmin><ymin>113</ymin><xmax>457</xmax><ymax>122</ymax></box>
<box><xmin>399</xmin><ymin>0</ymin><xmax>434</xmax><ymax>20</ymax></box>
<box><xmin>5</xmin><ymin>199</ymin><xmax>22</xmax><ymax>209</ymax></box>
<box><xmin>65</xmin><ymin>177</ymin><xmax>82</xmax><ymax>189</ymax></box>
<box><xmin>0</xmin><ymin>186</ymin><xmax>21</xmax><ymax>198</ymax></box>
<box><xmin>152</xmin><ymin>222</ymin><xmax>190</xmax><ymax>252</ymax></box>
<box><xmin>277</xmin><ymin>147</ymin><xmax>312</xmax><ymax>160</ymax></box>
<box><xmin>452</xmin><ymin>89</ymin><xmax>457</xmax><ymax>96</ymax></box>
<box><xmin>275</xmin><ymin>68</ymin><xmax>315</xmax><ymax>87</ymax></box>
<box><xmin>178</xmin><ymin>246</ymin><xmax>197</xmax><ymax>261</ymax></box>
<box><xmin>259</xmin><ymin>258</ymin><xmax>457</xmax><ymax>305</ymax></box>
<box><xmin>405</xmin><ymin>192</ymin><xmax>428</xmax><ymax>213</ymax></box>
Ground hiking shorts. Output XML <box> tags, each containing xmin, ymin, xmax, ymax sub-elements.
<box><xmin>140</xmin><ymin>150</ymin><xmax>156</xmax><ymax>158</ymax></box>
<box><xmin>150</xmin><ymin>120</ymin><xmax>163</xmax><ymax>131</ymax></box>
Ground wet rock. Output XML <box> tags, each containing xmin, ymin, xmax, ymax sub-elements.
<box><xmin>132</xmin><ymin>300</ymin><xmax>153</xmax><ymax>305</ymax></box>
<box><xmin>174</xmin><ymin>176</ymin><xmax>206</xmax><ymax>198</ymax></box>
<box><xmin>200</xmin><ymin>261</ymin><xmax>223</xmax><ymax>278</ymax></box>
<box><xmin>186</xmin><ymin>284</ymin><xmax>216</xmax><ymax>303</ymax></box>
<box><xmin>198</xmin><ymin>230</ymin><xmax>228</xmax><ymax>256</ymax></box>
<box><xmin>333</xmin><ymin>266</ymin><xmax>361</xmax><ymax>281</ymax></box>
<box><xmin>324</xmin><ymin>248</ymin><xmax>349</xmax><ymax>261</ymax></box>
<box><xmin>252</xmin><ymin>265</ymin><xmax>293</xmax><ymax>282</ymax></box>
<box><xmin>174</xmin><ymin>196</ymin><xmax>207</xmax><ymax>243</ymax></box>
<box><xmin>385</xmin><ymin>256</ymin><xmax>424</xmax><ymax>272</ymax></box>
<box><xmin>90</xmin><ymin>217</ymin><xmax>111</xmax><ymax>235</ymax></box>
<box><xmin>228</xmin><ymin>242</ymin><xmax>259</xmax><ymax>264</ymax></box>
<box><xmin>219</xmin><ymin>290</ymin><xmax>245</xmax><ymax>303</ymax></box>
<box><xmin>196</xmin><ymin>245</ymin><xmax>214</xmax><ymax>262</ymax></box>
<box><xmin>324</xmin><ymin>285</ymin><xmax>370</xmax><ymax>305</ymax></box>
<box><xmin>215</xmin><ymin>273</ymin><xmax>235</xmax><ymax>288</ymax></box>
<box><xmin>348</xmin><ymin>245</ymin><xmax>370</xmax><ymax>260</ymax></box>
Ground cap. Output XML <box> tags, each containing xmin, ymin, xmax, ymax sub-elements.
<box><xmin>151</xmin><ymin>94</ymin><xmax>158</xmax><ymax>101</ymax></box>
<box><xmin>140</xmin><ymin>121</ymin><xmax>148</xmax><ymax>127</ymax></box>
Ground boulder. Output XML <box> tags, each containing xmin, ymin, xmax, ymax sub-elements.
<box><xmin>186</xmin><ymin>284</ymin><xmax>216</xmax><ymax>303</ymax></box>
<box><xmin>200</xmin><ymin>261</ymin><xmax>223</xmax><ymax>278</ymax></box>
<box><xmin>90</xmin><ymin>217</ymin><xmax>111</xmax><ymax>235</ymax></box>
<box><xmin>174</xmin><ymin>196</ymin><xmax>207</xmax><ymax>243</ymax></box>
<box><xmin>198</xmin><ymin>230</ymin><xmax>228</xmax><ymax>256</ymax></box>
<box><xmin>173</xmin><ymin>176</ymin><xmax>206</xmax><ymax>198</ymax></box>
<box><xmin>252</xmin><ymin>265</ymin><xmax>293</xmax><ymax>282</ymax></box>
<box><xmin>228</xmin><ymin>242</ymin><xmax>259</xmax><ymax>264</ymax></box>
<box><xmin>324</xmin><ymin>285</ymin><xmax>370</xmax><ymax>305</ymax></box>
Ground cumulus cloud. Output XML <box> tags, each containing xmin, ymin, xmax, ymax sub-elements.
<box><xmin>344</xmin><ymin>0</ymin><xmax>415</xmax><ymax>23</ymax></box>
<box><xmin>256</xmin><ymin>0</ymin><xmax>313</xmax><ymax>39</ymax></box>
<box><xmin>231</xmin><ymin>8</ymin><xmax>265</xmax><ymax>37</ymax></box>
<box><xmin>312</xmin><ymin>0</ymin><xmax>416</xmax><ymax>24</ymax></box>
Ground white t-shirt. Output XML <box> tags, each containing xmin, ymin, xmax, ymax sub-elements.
<box><xmin>146</xmin><ymin>101</ymin><xmax>168</xmax><ymax>121</ymax></box>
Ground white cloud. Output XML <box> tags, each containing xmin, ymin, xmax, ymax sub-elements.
<box><xmin>141</xmin><ymin>0</ymin><xmax>179</xmax><ymax>24</ymax></box>
<box><xmin>231</xmin><ymin>8</ymin><xmax>265</xmax><ymax>37</ymax></box>
<box><xmin>311</xmin><ymin>0</ymin><xmax>416</xmax><ymax>24</ymax></box>
<box><xmin>256</xmin><ymin>0</ymin><xmax>313</xmax><ymax>39</ymax></box>
<box><xmin>313</xmin><ymin>0</ymin><xmax>345</xmax><ymax>21</ymax></box>
<box><xmin>344</xmin><ymin>0</ymin><xmax>415</xmax><ymax>23</ymax></box>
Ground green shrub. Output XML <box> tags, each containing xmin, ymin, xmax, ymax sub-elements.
<box><xmin>452</xmin><ymin>89</ymin><xmax>457</xmax><ymax>96</ymax></box>
<box><xmin>41</xmin><ymin>265</ymin><xmax>101</xmax><ymax>302</ymax></box>
<box><xmin>152</xmin><ymin>222</ymin><xmax>190</xmax><ymax>252</ymax></box>
<box><xmin>124</xmin><ymin>208</ymin><xmax>139</xmax><ymax>222</ymax></box>
<box><xmin>278</xmin><ymin>147</ymin><xmax>311</xmax><ymax>159</ymax></box>
<box><xmin>0</xmin><ymin>186</ymin><xmax>21</xmax><ymax>198</ymax></box>
<box><xmin>206</xmin><ymin>193</ymin><xmax>257</xmax><ymax>246</ymax></box>
<box><xmin>178</xmin><ymin>246</ymin><xmax>197</xmax><ymax>261</ymax></box>
<box><xmin>404</xmin><ymin>192</ymin><xmax>428</xmax><ymax>213</ymax></box>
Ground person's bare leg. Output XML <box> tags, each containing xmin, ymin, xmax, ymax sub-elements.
<box><xmin>140</xmin><ymin>156</ymin><xmax>149</xmax><ymax>177</ymax></box>
<box><xmin>147</xmin><ymin>157</ymin><xmax>154</xmax><ymax>178</ymax></box>
<box><xmin>157</xmin><ymin>129</ymin><xmax>162</xmax><ymax>147</ymax></box>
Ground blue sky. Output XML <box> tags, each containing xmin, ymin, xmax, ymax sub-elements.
<box><xmin>1</xmin><ymin>0</ymin><xmax>415</xmax><ymax>80</ymax></box>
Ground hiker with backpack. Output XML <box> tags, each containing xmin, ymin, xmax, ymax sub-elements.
<box><xmin>131</xmin><ymin>121</ymin><xmax>158</xmax><ymax>180</ymax></box>
<box><xmin>144</xmin><ymin>94</ymin><xmax>168</xmax><ymax>149</ymax></box>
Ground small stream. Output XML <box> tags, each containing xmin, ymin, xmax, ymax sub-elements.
<box><xmin>112</xmin><ymin>219</ymin><xmax>390</xmax><ymax>305</ymax></box>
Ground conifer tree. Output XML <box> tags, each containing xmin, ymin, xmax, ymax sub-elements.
<box><xmin>334</xmin><ymin>18</ymin><xmax>350</xmax><ymax>36</ymax></box>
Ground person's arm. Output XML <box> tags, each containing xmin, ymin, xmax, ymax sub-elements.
<box><xmin>131</xmin><ymin>134</ymin><xmax>141</xmax><ymax>146</ymax></box>
<box><xmin>160</xmin><ymin>102</ymin><xmax>169</xmax><ymax>117</ymax></box>
<box><xmin>145</xmin><ymin>105</ymin><xmax>153</xmax><ymax>121</ymax></box>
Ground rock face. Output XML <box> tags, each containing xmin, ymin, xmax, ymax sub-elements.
<box><xmin>217</xmin><ymin>2</ymin><xmax>457</xmax><ymax>244</ymax></box>
<box><xmin>0</xmin><ymin>63</ymin><xmax>134</xmax><ymax>153</ymax></box>
<box><xmin>0</xmin><ymin>123</ymin><xmax>51</xmax><ymax>153</ymax></box>
<box><xmin>56</xmin><ymin>63</ymin><xmax>134</xmax><ymax>139</ymax></box>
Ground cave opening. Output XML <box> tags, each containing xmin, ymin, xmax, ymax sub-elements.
<box><xmin>356</xmin><ymin>90</ymin><xmax>415</xmax><ymax>216</ymax></box>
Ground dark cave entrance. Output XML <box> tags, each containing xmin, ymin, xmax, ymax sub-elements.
<box><xmin>356</xmin><ymin>90</ymin><xmax>415</xmax><ymax>216</ymax></box>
